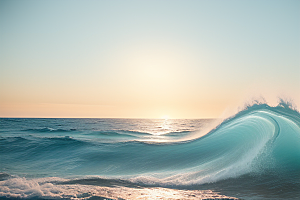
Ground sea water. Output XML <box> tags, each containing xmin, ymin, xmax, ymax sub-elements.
<box><xmin>1</xmin><ymin>101</ymin><xmax>300</xmax><ymax>199</ymax></box>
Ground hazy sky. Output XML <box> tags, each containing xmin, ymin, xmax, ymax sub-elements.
<box><xmin>1</xmin><ymin>0</ymin><xmax>299</xmax><ymax>118</ymax></box>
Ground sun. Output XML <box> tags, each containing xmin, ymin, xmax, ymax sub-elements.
<box><xmin>162</xmin><ymin>115</ymin><xmax>169</xmax><ymax>120</ymax></box>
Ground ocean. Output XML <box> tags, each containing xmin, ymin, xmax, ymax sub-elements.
<box><xmin>1</xmin><ymin>101</ymin><xmax>300</xmax><ymax>200</ymax></box>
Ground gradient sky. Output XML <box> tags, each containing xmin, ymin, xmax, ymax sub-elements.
<box><xmin>0</xmin><ymin>0</ymin><xmax>299</xmax><ymax>119</ymax></box>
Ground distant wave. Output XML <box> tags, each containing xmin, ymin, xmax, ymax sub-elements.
<box><xmin>23</xmin><ymin>127</ymin><xmax>77</xmax><ymax>133</ymax></box>
<box><xmin>87</xmin><ymin>130</ymin><xmax>151</xmax><ymax>137</ymax></box>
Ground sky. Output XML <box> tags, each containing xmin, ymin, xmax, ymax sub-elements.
<box><xmin>0</xmin><ymin>0</ymin><xmax>299</xmax><ymax>119</ymax></box>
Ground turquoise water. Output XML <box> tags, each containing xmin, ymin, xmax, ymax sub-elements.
<box><xmin>1</xmin><ymin>101</ymin><xmax>300</xmax><ymax>199</ymax></box>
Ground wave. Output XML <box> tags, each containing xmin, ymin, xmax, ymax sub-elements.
<box><xmin>0</xmin><ymin>135</ymin><xmax>88</xmax><ymax>164</ymax></box>
<box><xmin>23</xmin><ymin>127</ymin><xmax>77</xmax><ymax>133</ymax></box>
<box><xmin>133</xmin><ymin>101</ymin><xmax>300</xmax><ymax>180</ymax></box>
<box><xmin>1</xmin><ymin>100</ymin><xmax>300</xmax><ymax>199</ymax></box>
<box><xmin>87</xmin><ymin>130</ymin><xmax>151</xmax><ymax>138</ymax></box>
<box><xmin>124</xmin><ymin>101</ymin><xmax>300</xmax><ymax>199</ymax></box>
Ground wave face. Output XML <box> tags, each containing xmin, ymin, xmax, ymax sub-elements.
<box><xmin>0</xmin><ymin>102</ymin><xmax>300</xmax><ymax>199</ymax></box>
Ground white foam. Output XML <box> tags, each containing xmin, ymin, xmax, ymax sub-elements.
<box><xmin>0</xmin><ymin>177</ymin><xmax>238</xmax><ymax>199</ymax></box>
